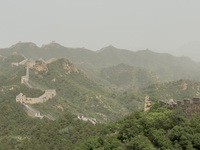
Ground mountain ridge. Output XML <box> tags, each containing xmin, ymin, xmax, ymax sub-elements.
<box><xmin>1</xmin><ymin>42</ymin><xmax>200</xmax><ymax>83</ymax></box>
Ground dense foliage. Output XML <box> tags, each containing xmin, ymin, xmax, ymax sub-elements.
<box><xmin>76</xmin><ymin>106</ymin><xmax>200</xmax><ymax>150</ymax></box>
<box><xmin>1</xmin><ymin>101</ymin><xmax>200</xmax><ymax>150</ymax></box>
<box><xmin>0</xmin><ymin>102</ymin><xmax>104</xmax><ymax>150</ymax></box>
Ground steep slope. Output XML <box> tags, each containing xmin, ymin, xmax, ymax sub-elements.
<box><xmin>29</xmin><ymin>59</ymin><xmax>132</xmax><ymax>122</ymax></box>
<box><xmin>100</xmin><ymin>63</ymin><xmax>160</xmax><ymax>89</ymax></box>
<box><xmin>139</xmin><ymin>79</ymin><xmax>200</xmax><ymax>101</ymax></box>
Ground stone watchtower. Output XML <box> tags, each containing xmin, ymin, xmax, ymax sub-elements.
<box><xmin>144</xmin><ymin>96</ymin><xmax>152</xmax><ymax>111</ymax></box>
<box><xmin>16</xmin><ymin>93</ymin><xmax>26</xmax><ymax>103</ymax></box>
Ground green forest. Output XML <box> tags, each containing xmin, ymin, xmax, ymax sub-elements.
<box><xmin>1</xmin><ymin>54</ymin><xmax>200</xmax><ymax>149</ymax></box>
<box><xmin>1</xmin><ymin>99</ymin><xmax>200</xmax><ymax>149</ymax></box>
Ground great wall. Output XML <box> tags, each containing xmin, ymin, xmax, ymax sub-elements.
<box><xmin>12</xmin><ymin>58</ymin><xmax>56</xmax><ymax>119</ymax></box>
<box><xmin>160</xmin><ymin>98</ymin><xmax>200</xmax><ymax>115</ymax></box>
<box><xmin>13</xmin><ymin>58</ymin><xmax>57</xmax><ymax>104</ymax></box>
<box><xmin>12</xmin><ymin>57</ymin><xmax>96</xmax><ymax>123</ymax></box>
<box><xmin>22</xmin><ymin>103</ymin><xmax>55</xmax><ymax>120</ymax></box>
<box><xmin>11</xmin><ymin>57</ymin><xmax>200</xmax><ymax>123</ymax></box>
<box><xmin>16</xmin><ymin>89</ymin><xmax>56</xmax><ymax>104</ymax></box>
<box><xmin>144</xmin><ymin>96</ymin><xmax>200</xmax><ymax>115</ymax></box>
<box><xmin>78</xmin><ymin>114</ymin><xmax>97</xmax><ymax>125</ymax></box>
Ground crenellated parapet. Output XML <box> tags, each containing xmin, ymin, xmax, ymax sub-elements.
<box><xmin>145</xmin><ymin>96</ymin><xmax>200</xmax><ymax>115</ymax></box>
<box><xmin>159</xmin><ymin>97</ymin><xmax>200</xmax><ymax>115</ymax></box>
<box><xmin>176</xmin><ymin>98</ymin><xmax>200</xmax><ymax>114</ymax></box>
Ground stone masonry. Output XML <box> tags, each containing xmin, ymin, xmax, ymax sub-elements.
<box><xmin>16</xmin><ymin>89</ymin><xmax>56</xmax><ymax>104</ymax></box>
<box><xmin>160</xmin><ymin>97</ymin><xmax>200</xmax><ymax>115</ymax></box>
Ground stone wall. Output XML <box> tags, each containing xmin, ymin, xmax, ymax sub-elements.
<box><xmin>160</xmin><ymin>98</ymin><xmax>200</xmax><ymax>115</ymax></box>
<box><xmin>16</xmin><ymin>89</ymin><xmax>56</xmax><ymax>104</ymax></box>
<box><xmin>78</xmin><ymin>114</ymin><xmax>97</xmax><ymax>125</ymax></box>
<box><xmin>177</xmin><ymin>98</ymin><xmax>200</xmax><ymax>115</ymax></box>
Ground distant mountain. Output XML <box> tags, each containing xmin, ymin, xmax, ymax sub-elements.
<box><xmin>97</xmin><ymin>46</ymin><xmax>200</xmax><ymax>82</ymax></box>
<box><xmin>0</xmin><ymin>42</ymin><xmax>103</xmax><ymax>69</ymax></box>
<box><xmin>1</xmin><ymin>42</ymin><xmax>200</xmax><ymax>82</ymax></box>
<box><xmin>172</xmin><ymin>41</ymin><xmax>200</xmax><ymax>62</ymax></box>
<box><xmin>97</xmin><ymin>45</ymin><xmax>134</xmax><ymax>66</ymax></box>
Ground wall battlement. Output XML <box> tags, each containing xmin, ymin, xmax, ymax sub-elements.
<box><xmin>160</xmin><ymin>97</ymin><xmax>200</xmax><ymax>115</ymax></box>
<box><xmin>144</xmin><ymin>97</ymin><xmax>200</xmax><ymax>115</ymax></box>
<box><xmin>176</xmin><ymin>98</ymin><xmax>200</xmax><ymax>114</ymax></box>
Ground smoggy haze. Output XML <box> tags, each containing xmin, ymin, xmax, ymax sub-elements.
<box><xmin>0</xmin><ymin>0</ymin><xmax>200</xmax><ymax>53</ymax></box>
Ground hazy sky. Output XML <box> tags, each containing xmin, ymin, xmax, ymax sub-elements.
<box><xmin>0</xmin><ymin>0</ymin><xmax>200</xmax><ymax>52</ymax></box>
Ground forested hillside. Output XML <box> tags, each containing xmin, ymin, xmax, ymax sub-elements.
<box><xmin>1</xmin><ymin>47</ymin><xmax>200</xmax><ymax>149</ymax></box>
<box><xmin>139</xmin><ymin>79</ymin><xmax>200</xmax><ymax>101</ymax></box>
<box><xmin>76</xmin><ymin>106</ymin><xmax>200</xmax><ymax>150</ymax></box>
<box><xmin>0</xmin><ymin>55</ymin><xmax>143</xmax><ymax>123</ymax></box>
<box><xmin>28</xmin><ymin>58</ymin><xmax>135</xmax><ymax>122</ymax></box>
<box><xmin>100</xmin><ymin>63</ymin><xmax>160</xmax><ymax>89</ymax></box>
<box><xmin>1</xmin><ymin>101</ymin><xmax>200</xmax><ymax>149</ymax></box>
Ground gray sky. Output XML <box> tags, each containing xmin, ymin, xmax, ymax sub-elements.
<box><xmin>0</xmin><ymin>0</ymin><xmax>200</xmax><ymax>52</ymax></box>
